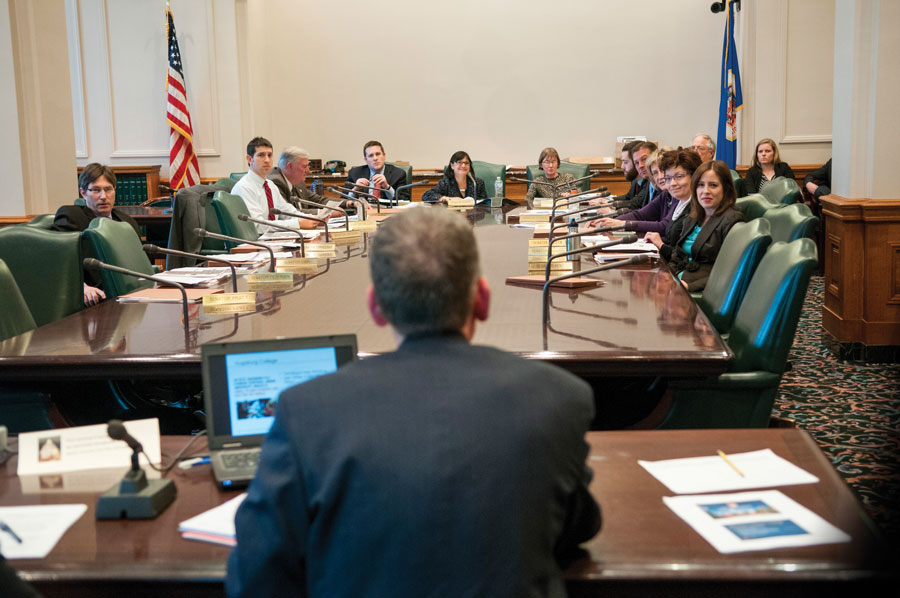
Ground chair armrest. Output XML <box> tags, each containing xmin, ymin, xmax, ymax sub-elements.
<box><xmin>669</xmin><ymin>371</ymin><xmax>782</xmax><ymax>390</ymax></box>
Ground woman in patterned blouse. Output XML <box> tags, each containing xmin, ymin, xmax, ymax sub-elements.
<box><xmin>743</xmin><ymin>138</ymin><xmax>795</xmax><ymax>194</ymax></box>
<box><xmin>524</xmin><ymin>147</ymin><xmax>576</xmax><ymax>207</ymax></box>
<box><xmin>422</xmin><ymin>150</ymin><xmax>488</xmax><ymax>203</ymax></box>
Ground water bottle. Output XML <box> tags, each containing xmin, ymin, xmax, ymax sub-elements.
<box><xmin>494</xmin><ymin>176</ymin><xmax>503</xmax><ymax>199</ymax></box>
<box><xmin>566</xmin><ymin>217</ymin><xmax>577</xmax><ymax>260</ymax></box>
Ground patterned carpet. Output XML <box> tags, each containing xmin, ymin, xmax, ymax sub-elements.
<box><xmin>774</xmin><ymin>276</ymin><xmax>900</xmax><ymax>541</ymax></box>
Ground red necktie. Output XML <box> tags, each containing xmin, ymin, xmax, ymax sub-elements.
<box><xmin>372</xmin><ymin>176</ymin><xmax>382</xmax><ymax>201</ymax></box>
<box><xmin>264</xmin><ymin>181</ymin><xmax>275</xmax><ymax>220</ymax></box>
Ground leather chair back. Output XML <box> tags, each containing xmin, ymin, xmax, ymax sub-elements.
<box><xmin>697</xmin><ymin>219</ymin><xmax>772</xmax><ymax>334</ymax></box>
<box><xmin>211</xmin><ymin>191</ymin><xmax>260</xmax><ymax>248</ymax></box>
<box><xmin>731</xmin><ymin>169</ymin><xmax>744</xmax><ymax>197</ymax></box>
<box><xmin>762</xmin><ymin>203</ymin><xmax>818</xmax><ymax>244</ymax></box>
<box><xmin>215</xmin><ymin>177</ymin><xmax>237</xmax><ymax>191</ymax></box>
<box><xmin>82</xmin><ymin>218</ymin><xmax>155</xmax><ymax>299</ymax></box>
<box><xmin>0</xmin><ymin>226</ymin><xmax>84</xmax><ymax>327</ymax></box>
<box><xmin>736</xmin><ymin>193</ymin><xmax>777</xmax><ymax>220</ymax></box>
<box><xmin>387</xmin><ymin>162</ymin><xmax>413</xmax><ymax>186</ymax></box>
<box><xmin>0</xmin><ymin>258</ymin><xmax>36</xmax><ymax>341</ymax></box>
<box><xmin>25</xmin><ymin>214</ymin><xmax>55</xmax><ymax>229</ymax></box>
<box><xmin>760</xmin><ymin>177</ymin><xmax>801</xmax><ymax>205</ymax></box>
<box><xmin>526</xmin><ymin>161</ymin><xmax>591</xmax><ymax>193</ymax></box>
<box><xmin>471</xmin><ymin>161</ymin><xmax>506</xmax><ymax>197</ymax></box>
<box><xmin>229</xmin><ymin>171</ymin><xmax>247</xmax><ymax>181</ymax></box>
<box><xmin>729</xmin><ymin>238</ymin><xmax>818</xmax><ymax>374</ymax></box>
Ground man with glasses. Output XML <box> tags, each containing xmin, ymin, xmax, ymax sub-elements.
<box><xmin>346</xmin><ymin>140</ymin><xmax>410</xmax><ymax>204</ymax></box>
<box><xmin>690</xmin><ymin>134</ymin><xmax>716</xmax><ymax>163</ymax></box>
<box><xmin>52</xmin><ymin>163</ymin><xmax>140</xmax><ymax>305</ymax></box>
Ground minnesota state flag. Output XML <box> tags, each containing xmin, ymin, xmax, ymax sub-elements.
<box><xmin>716</xmin><ymin>0</ymin><xmax>743</xmax><ymax>169</ymax></box>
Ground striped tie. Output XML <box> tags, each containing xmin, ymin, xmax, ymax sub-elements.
<box><xmin>264</xmin><ymin>181</ymin><xmax>275</xmax><ymax>220</ymax></box>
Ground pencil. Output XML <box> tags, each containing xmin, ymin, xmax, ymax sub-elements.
<box><xmin>717</xmin><ymin>450</ymin><xmax>745</xmax><ymax>477</ymax></box>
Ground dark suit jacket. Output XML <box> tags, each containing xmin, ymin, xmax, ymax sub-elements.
<box><xmin>227</xmin><ymin>332</ymin><xmax>601</xmax><ymax>598</ymax></box>
<box><xmin>0</xmin><ymin>556</ymin><xmax>40</xmax><ymax>598</ymax></box>
<box><xmin>51</xmin><ymin>204</ymin><xmax>140</xmax><ymax>237</ymax></box>
<box><xmin>614</xmin><ymin>177</ymin><xmax>645</xmax><ymax>207</ymax></box>
<box><xmin>803</xmin><ymin>159</ymin><xmax>832</xmax><ymax>199</ymax></box>
<box><xmin>660</xmin><ymin>207</ymin><xmax>744</xmax><ymax>292</ymax></box>
<box><xmin>345</xmin><ymin>163</ymin><xmax>410</xmax><ymax>203</ymax></box>
<box><xmin>625</xmin><ymin>180</ymin><xmax>655</xmax><ymax>212</ymax></box>
<box><xmin>421</xmin><ymin>175</ymin><xmax>488</xmax><ymax>203</ymax></box>
<box><xmin>743</xmin><ymin>162</ymin><xmax>795</xmax><ymax>195</ymax></box>
<box><xmin>268</xmin><ymin>167</ymin><xmax>328</xmax><ymax>213</ymax></box>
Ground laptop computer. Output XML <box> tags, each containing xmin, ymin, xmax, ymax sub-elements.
<box><xmin>201</xmin><ymin>334</ymin><xmax>358</xmax><ymax>488</ymax></box>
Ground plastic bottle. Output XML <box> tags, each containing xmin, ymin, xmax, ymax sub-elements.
<box><xmin>494</xmin><ymin>176</ymin><xmax>503</xmax><ymax>199</ymax></box>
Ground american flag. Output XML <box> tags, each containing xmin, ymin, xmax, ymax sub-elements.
<box><xmin>166</xmin><ymin>5</ymin><xmax>200</xmax><ymax>190</ymax></box>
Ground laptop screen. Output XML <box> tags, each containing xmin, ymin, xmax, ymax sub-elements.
<box><xmin>202</xmin><ymin>335</ymin><xmax>357</xmax><ymax>448</ymax></box>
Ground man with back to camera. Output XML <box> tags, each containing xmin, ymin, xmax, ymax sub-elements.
<box><xmin>345</xmin><ymin>140</ymin><xmax>410</xmax><ymax>204</ymax></box>
<box><xmin>226</xmin><ymin>207</ymin><xmax>602</xmax><ymax>598</ymax></box>
<box><xmin>52</xmin><ymin>162</ymin><xmax>141</xmax><ymax>306</ymax></box>
<box><xmin>232</xmin><ymin>137</ymin><xmax>327</xmax><ymax>233</ymax></box>
<box><xmin>691</xmin><ymin>133</ymin><xmax>716</xmax><ymax>163</ymax></box>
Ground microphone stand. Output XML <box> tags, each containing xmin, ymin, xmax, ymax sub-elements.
<box><xmin>141</xmin><ymin>244</ymin><xmax>239</xmax><ymax>293</ymax></box>
<box><xmin>269</xmin><ymin>209</ymin><xmax>331</xmax><ymax>242</ymax></box>
<box><xmin>544</xmin><ymin>234</ymin><xmax>637</xmax><ymax>281</ymax></box>
<box><xmin>238</xmin><ymin>214</ymin><xmax>307</xmax><ymax>257</ymax></box>
<box><xmin>549</xmin><ymin>189</ymin><xmax>610</xmax><ymax>221</ymax></box>
<box><xmin>326</xmin><ymin>187</ymin><xmax>372</xmax><ymax>220</ymax></box>
<box><xmin>193</xmin><ymin>228</ymin><xmax>277</xmax><ymax>272</ymax></box>
<box><xmin>83</xmin><ymin>258</ymin><xmax>192</xmax><ymax>346</ymax></box>
<box><xmin>286</xmin><ymin>195</ymin><xmax>351</xmax><ymax>225</ymax></box>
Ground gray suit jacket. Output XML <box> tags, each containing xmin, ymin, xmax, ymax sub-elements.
<box><xmin>227</xmin><ymin>332</ymin><xmax>601</xmax><ymax>598</ymax></box>
<box><xmin>268</xmin><ymin>167</ymin><xmax>328</xmax><ymax>213</ymax></box>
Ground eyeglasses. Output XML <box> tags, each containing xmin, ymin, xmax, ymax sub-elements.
<box><xmin>454</xmin><ymin>161</ymin><xmax>471</xmax><ymax>166</ymax></box>
<box><xmin>691</xmin><ymin>146</ymin><xmax>709</xmax><ymax>153</ymax></box>
<box><xmin>663</xmin><ymin>173</ymin><xmax>690</xmax><ymax>184</ymax></box>
<box><xmin>86</xmin><ymin>186</ymin><xmax>115</xmax><ymax>195</ymax></box>
<box><xmin>541</xmin><ymin>160</ymin><xmax>558</xmax><ymax>166</ymax></box>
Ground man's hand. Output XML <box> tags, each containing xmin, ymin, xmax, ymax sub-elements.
<box><xmin>805</xmin><ymin>181</ymin><xmax>819</xmax><ymax>194</ymax></box>
<box><xmin>83</xmin><ymin>283</ymin><xmax>106</xmax><ymax>306</ymax></box>
<box><xmin>354</xmin><ymin>177</ymin><xmax>370</xmax><ymax>190</ymax></box>
<box><xmin>371</xmin><ymin>173</ymin><xmax>388</xmax><ymax>189</ymax></box>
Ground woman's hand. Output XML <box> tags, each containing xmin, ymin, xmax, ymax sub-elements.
<box><xmin>644</xmin><ymin>232</ymin><xmax>662</xmax><ymax>249</ymax></box>
<box><xmin>83</xmin><ymin>283</ymin><xmax>106</xmax><ymax>306</ymax></box>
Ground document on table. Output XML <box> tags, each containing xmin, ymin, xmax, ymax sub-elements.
<box><xmin>664</xmin><ymin>490</ymin><xmax>850</xmax><ymax>553</ymax></box>
<box><xmin>639</xmin><ymin>448</ymin><xmax>819</xmax><ymax>494</ymax></box>
<box><xmin>178</xmin><ymin>493</ymin><xmax>247</xmax><ymax>547</ymax></box>
<box><xmin>0</xmin><ymin>504</ymin><xmax>87</xmax><ymax>559</ymax></box>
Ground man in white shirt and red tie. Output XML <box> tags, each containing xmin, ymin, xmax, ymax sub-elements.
<box><xmin>232</xmin><ymin>136</ymin><xmax>323</xmax><ymax>233</ymax></box>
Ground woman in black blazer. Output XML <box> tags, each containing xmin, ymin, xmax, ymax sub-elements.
<box><xmin>651</xmin><ymin>160</ymin><xmax>744</xmax><ymax>292</ymax></box>
<box><xmin>743</xmin><ymin>138</ymin><xmax>795</xmax><ymax>194</ymax></box>
<box><xmin>421</xmin><ymin>150</ymin><xmax>488</xmax><ymax>204</ymax></box>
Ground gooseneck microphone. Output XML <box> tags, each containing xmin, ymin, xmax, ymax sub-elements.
<box><xmin>193</xmin><ymin>228</ymin><xmax>276</xmax><ymax>272</ymax></box>
<box><xmin>288</xmin><ymin>194</ymin><xmax>352</xmax><ymax>224</ymax></box>
<box><xmin>326</xmin><ymin>187</ymin><xmax>370</xmax><ymax>220</ymax></box>
<box><xmin>268</xmin><ymin>209</ymin><xmax>331</xmax><ymax>241</ymax></box>
<box><xmin>544</xmin><ymin>234</ymin><xmax>638</xmax><ymax>281</ymax></box>
<box><xmin>238</xmin><ymin>214</ymin><xmax>307</xmax><ymax>258</ymax></box>
<box><xmin>142</xmin><ymin>244</ymin><xmax>239</xmax><ymax>293</ymax></box>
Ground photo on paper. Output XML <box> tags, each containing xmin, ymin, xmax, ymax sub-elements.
<box><xmin>37</xmin><ymin>436</ymin><xmax>62</xmax><ymax>462</ymax></box>
<box><xmin>724</xmin><ymin>519</ymin><xmax>810</xmax><ymax>540</ymax></box>
<box><xmin>700</xmin><ymin>499</ymin><xmax>778</xmax><ymax>519</ymax></box>
<box><xmin>236</xmin><ymin>398</ymin><xmax>277</xmax><ymax>420</ymax></box>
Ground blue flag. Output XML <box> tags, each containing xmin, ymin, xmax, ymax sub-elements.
<box><xmin>716</xmin><ymin>0</ymin><xmax>743</xmax><ymax>168</ymax></box>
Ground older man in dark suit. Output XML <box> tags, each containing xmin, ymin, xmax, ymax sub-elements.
<box><xmin>227</xmin><ymin>207</ymin><xmax>601</xmax><ymax>598</ymax></box>
<box><xmin>268</xmin><ymin>147</ymin><xmax>329</xmax><ymax>213</ymax></box>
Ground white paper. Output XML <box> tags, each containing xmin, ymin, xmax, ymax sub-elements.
<box><xmin>210</xmin><ymin>251</ymin><xmax>294</xmax><ymax>263</ymax></box>
<box><xmin>316</xmin><ymin>199</ymin><xmax>343</xmax><ymax>218</ymax></box>
<box><xmin>639</xmin><ymin>448</ymin><xmax>820</xmax><ymax>494</ymax></box>
<box><xmin>664</xmin><ymin>490</ymin><xmax>850</xmax><ymax>553</ymax></box>
<box><xmin>178</xmin><ymin>493</ymin><xmax>247</xmax><ymax>546</ymax></box>
<box><xmin>0</xmin><ymin>504</ymin><xmax>87</xmax><ymax>559</ymax></box>
<box><xmin>17</xmin><ymin>419</ymin><xmax>163</xmax><ymax>476</ymax></box>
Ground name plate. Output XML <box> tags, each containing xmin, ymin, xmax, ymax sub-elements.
<box><xmin>247</xmin><ymin>272</ymin><xmax>294</xmax><ymax>291</ymax></box>
<box><xmin>203</xmin><ymin>302</ymin><xmax>257</xmax><ymax>314</ymax></box>
<box><xmin>534</xmin><ymin>199</ymin><xmax>556</xmax><ymax>209</ymax></box>
<box><xmin>448</xmin><ymin>198</ymin><xmax>475</xmax><ymax>208</ymax></box>
<box><xmin>349</xmin><ymin>220</ymin><xmax>377</xmax><ymax>232</ymax></box>
<box><xmin>202</xmin><ymin>292</ymin><xmax>256</xmax><ymax>305</ymax></box>
<box><xmin>528</xmin><ymin>238</ymin><xmax>549</xmax><ymax>247</ymax></box>
<box><xmin>528</xmin><ymin>261</ymin><xmax>574</xmax><ymax>273</ymax></box>
<box><xmin>276</xmin><ymin>263</ymin><xmax>319</xmax><ymax>274</ymax></box>
<box><xmin>307</xmin><ymin>242</ymin><xmax>336</xmax><ymax>252</ymax></box>
<box><xmin>519</xmin><ymin>212</ymin><xmax>551</xmax><ymax>223</ymax></box>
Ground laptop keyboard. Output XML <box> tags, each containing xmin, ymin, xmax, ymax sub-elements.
<box><xmin>221</xmin><ymin>450</ymin><xmax>260</xmax><ymax>470</ymax></box>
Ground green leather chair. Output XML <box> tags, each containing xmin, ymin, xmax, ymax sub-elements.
<box><xmin>736</xmin><ymin>193</ymin><xmax>777</xmax><ymax>221</ymax></box>
<box><xmin>387</xmin><ymin>162</ymin><xmax>413</xmax><ymax>186</ymax></box>
<box><xmin>211</xmin><ymin>191</ymin><xmax>260</xmax><ymax>249</ymax></box>
<box><xmin>215</xmin><ymin>177</ymin><xmax>237</xmax><ymax>191</ymax></box>
<box><xmin>0</xmin><ymin>226</ymin><xmax>84</xmax><ymax>327</ymax></box>
<box><xmin>731</xmin><ymin>169</ymin><xmax>745</xmax><ymax>197</ymax></box>
<box><xmin>82</xmin><ymin>218</ymin><xmax>155</xmax><ymax>300</ymax></box>
<box><xmin>472</xmin><ymin>160</ymin><xmax>506</xmax><ymax>198</ymax></box>
<box><xmin>659</xmin><ymin>238</ymin><xmax>818</xmax><ymax>428</ymax></box>
<box><xmin>229</xmin><ymin>171</ymin><xmax>248</xmax><ymax>181</ymax></box>
<box><xmin>74</xmin><ymin>197</ymin><xmax>87</xmax><ymax>206</ymax></box>
<box><xmin>696</xmin><ymin>220</ymin><xmax>772</xmax><ymax>334</ymax></box>
<box><xmin>526</xmin><ymin>161</ymin><xmax>591</xmax><ymax>193</ymax></box>
<box><xmin>0</xmin><ymin>259</ymin><xmax>36</xmax><ymax>342</ymax></box>
<box><xmin>25</xmin><ymin>214</ymin><xmax>55</xmax><ymax>229</ymax></box>
<box><xmin>759</xmin><ymin>177</ymin><xmax>801</xmax><ymax>205</ymax></box>
<box><xmin>762</xmin><ymin>203</ymin><xmax>818</xmax><ymax>244</ymax></box>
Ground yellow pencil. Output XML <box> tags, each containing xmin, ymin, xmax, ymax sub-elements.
<box><xmin>717</xmin><ymin>450</ymin><xmax>745</xmax><ymax>477</ymax></box>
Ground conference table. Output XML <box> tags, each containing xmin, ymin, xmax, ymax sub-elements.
<box><xmin>1</xmin><ymin>429</ymin><xmax>890</xmax><ymax>597</ymax></box>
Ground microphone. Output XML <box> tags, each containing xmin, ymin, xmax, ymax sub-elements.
<box><xmin>544</xmin><ymin>234</ymin><xmax>639</xmax><ymax>281</ymax></box>
<box><xmin>550</xmin><ymin>194</ymin><xmax>609</xmax><ymax>222</ymax></box>
<box><xmin>543</xmin><ymin>254</ymin><xmax>651</xmax><ymax>325</ymax></box>
<box><xmin>546</xmin><ymin>227</ymin><xmax>628</xmax><ymax>255</ymax></box>
<box><xmin>83</xmin><ymin>258</ymin><xmax>191</xmax><ymax>329</ymax></box>
<box><xmin>269</xmin><ymin>208</ymin><xmax>331</xmax><ymax>241</ymax></box>
<box><xmin>193</xmin><ymin>228</ymin><xmax>277</xmax><ymax>272</ymax></box>
<box><xmin>96</xmin><ymin>418</ymin><xmax>177</xmax><ymax>520</ymax></box>
<box><xmin>549</xmin><ymin>188</ymin><xmax>610</xmax><ymax>211</ymax></box>
<box><xmin>326</xmin><ymin>186</ymin><xmax>370</xmax><ymax>220</ymax></box>
<box><xmin>289</xmin><ymin>195</ymin><xmax>351</xmax><ymax>224</ymax></box>
<box><xmin>467</xmin><ymin>173</ymin><xmax>484</xmax><ymax>203</ymax></box>
<box><xmin>142</xmin><ymin>244</ymin><xmax>239</xmax><ymax>293</ymax></box>
<box><xmin>391</xmin><ymin>180</ymin><xmax>427</xmax><ymax>207</ymax></box>
<box><xmin>238</xmin><ymin>214</ymin><xmax>307</xmax><ymax>258</ymax></box>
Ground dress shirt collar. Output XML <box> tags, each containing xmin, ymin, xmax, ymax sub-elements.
<box><xmin>246</xmin><ymin>169</ymin><xmax>268</xmax><ymax>188</ymax></box>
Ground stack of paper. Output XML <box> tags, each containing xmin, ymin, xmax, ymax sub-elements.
<box><xmin>153</xmin><ymin>267</ymin><xmax>234</xmax><ymax>287</ymax></box>
<box><xmin>178</xmin><ymin>493</ymin><xmax>247</xmax><ymax>547</ymax></box>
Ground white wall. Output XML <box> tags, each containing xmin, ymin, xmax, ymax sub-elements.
<box><xmin>61</xmin><ymin>0</ymin><xmax>835</xmax><ymax>184</ymax></box>
<box><xmin>0</xmin><ymin>0</ymin><xmax>26</xmax><ymax>216</ymax></box>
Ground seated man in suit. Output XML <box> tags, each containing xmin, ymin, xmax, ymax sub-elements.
<box><xmin>232</xmin><ymin>137</ymin><xmax>325</xmax><ymax>233</ymax></box>
<box><xmin>268</xmin><ymin>146</ymin><xmax>328</xmax><ymax>213</ymax></box>
<box><xmin>52</xmin><ymin>162</ymin><xmax>140</xmax><ymax>306</ymax></box>
<box><xmin>690</xmin><ymin>133</ymin><xmax>716</xmax><ymax>163</ymax></box>
<box><xmin>227</xmin><ymin>207</ymin><xmax>602</xmax><ymax>598</ymax></box>
<box><xmin>345</xmin><ymin>140</ymin><xmax>409</xmax><ymax>204</ymax></box>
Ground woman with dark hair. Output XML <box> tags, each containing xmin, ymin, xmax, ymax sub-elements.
<box><xmin>421</xmin><ymin>151</ymin><xmax>488</xmax><ymax>204</ymax></box>
<box><xmin>641</xmin><ymin>149</ymin><xmax>701</xmax><ymax>245</ymax></box>
<box><xmin>743</xmin><ymin>138</ymin><xmax>794</xmax><ymax>194</ymax></box>
<box><xmin>646</xmin><ymin>159</ymin><xmax>743</xmax><ymax>292</ymax></box>
<box><xmin>524</xmin><ymin>147</ymin><xmax>576</xmax><ymax>207</ymax></box>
